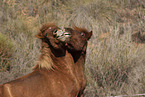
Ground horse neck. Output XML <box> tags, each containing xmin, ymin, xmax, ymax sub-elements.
<box><xmin>69</xmin><ymin>51</ymin><xmax>86</xmax><ymax>84</ymax></box>
<box><xmin>40</xmin><ymin>42</ymin><xmax>75</xmax><ymax>73</ymax></box>
<box><xmin>76</xmin><ymin>54</ymin><xmax>86</xmax><ymax>67</ymax></box>
<box><xmin>70</xmin><ymin>51</ymin><xmax>86</xmax><ymax>65</ymax></box>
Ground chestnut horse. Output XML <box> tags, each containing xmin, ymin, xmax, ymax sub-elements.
<box><xmin>0</xmin><ymin>23</ymin><xmax>92</xmax><ymax>97</ymax></box>
<box><xmin>0</xmin><ymin>23</ymin><xmax>80</xmax><ymax>97</ymax></box>
<box><xmin>65</xmin><ymin>27</ymin><xmax>92</xmax><ymax>97</ymax></box>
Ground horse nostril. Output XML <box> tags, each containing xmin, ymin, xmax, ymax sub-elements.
<box><xmin>53</xmin><ymin>30</ymin><xmax>58</xmax><ymax>37</ymax></box>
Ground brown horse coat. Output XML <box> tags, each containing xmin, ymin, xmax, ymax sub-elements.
<box><xmin>0</xmin><ymin>23</ymin><xmax>92</xmax><ymax>97</ymax></box>
<box><xmin>65</xmin><ymin>26</ymin><xmax>92</xmax><ymax>97</ymax></box>
<box><xmin>0</xmin><ymin>23</ymin><xmax>80</xmax><ymax>97</ymax></box>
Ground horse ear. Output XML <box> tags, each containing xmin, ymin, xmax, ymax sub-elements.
<box><xmin>35</xmin><ymin>32</ymin><xmax>45</xmax><ymax>39</ymax></box>
<box><xmin>88</xmin><ymin>31</ymin><xmax>92</xmax><ymax>40</ymax></box>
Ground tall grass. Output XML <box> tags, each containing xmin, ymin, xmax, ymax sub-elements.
<box><xmin>0</xmin><ymin>0</ymin><xmax>145</xmax><ymax>96</ymax></box>
<box><xmin>85</xmin><ymin>25</ymin><xmax>145</xmax><ymax>96</ymax></box>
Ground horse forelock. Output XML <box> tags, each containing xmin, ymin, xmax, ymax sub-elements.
<box><xmin>72</xmin><ymin>26</ymin><xmax>89</xmax><ymax>34</ymax></box>
<box><xmin>40</xmin><ymin>23</ymin><xmax>58</xmax><ymax>33</ymax></box>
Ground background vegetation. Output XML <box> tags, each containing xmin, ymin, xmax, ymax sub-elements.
<box><xmin>0</xmin><ymin>0</ymin><xmax>145</xmax><ymax>96</ymax></box>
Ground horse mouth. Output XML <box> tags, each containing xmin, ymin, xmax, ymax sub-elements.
<box><xmin>53</xmin><ymin>29</ymin><xmax>71</xmax><ymax>42</ymax></box>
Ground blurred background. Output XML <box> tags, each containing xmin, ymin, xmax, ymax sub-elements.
<box><xmin>0</xmin><ymin>0</ymin><xmax>145</xmax><ymax>96</ymax></box>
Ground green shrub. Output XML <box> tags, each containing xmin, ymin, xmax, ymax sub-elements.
<box><xmin>0</xmin><ymin>33</ymin><xmax>14</xmax><ymax>71</ymax></box>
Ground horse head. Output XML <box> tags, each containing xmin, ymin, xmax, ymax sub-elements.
<box><xmin>64</xmin><ymin>26</ymin><xmax>92</xmax><ymax>53</ymax></box>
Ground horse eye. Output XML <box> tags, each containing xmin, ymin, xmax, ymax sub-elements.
<box><xmin>45</xmin><ymin>33</ymin><xmax>48</xmax><ymax>36</ymax></box>
<box><xmin>81</xmin><ymin>33</ymin><xmax>85</xmax><ymax>36</ymax></box>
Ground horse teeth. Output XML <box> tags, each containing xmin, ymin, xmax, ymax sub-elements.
<box><xmin>55</xmin><ymin>29</ymin><xmax>71</xmax><ymax>42</ymax></box>
<box><xmin>56</xmin><ymin>30</ymin><xmax>64</xmax><ymax>36</ymax></box>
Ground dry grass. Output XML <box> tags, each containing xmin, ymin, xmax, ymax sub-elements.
<box><xmin>0</xmin><ymin>0</ymin><xmax>145</xmax><ymax>96</ymax></box>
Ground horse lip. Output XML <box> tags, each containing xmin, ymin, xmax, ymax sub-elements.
<box><xmin>64</xmin><ymin>32</ymin><xmax>71</xmax><ymax>36</ymax></box>
<box><xmin>65</xmin><ymin>33</ymin><xmax>70</xmax><ymax>35</ymax></box>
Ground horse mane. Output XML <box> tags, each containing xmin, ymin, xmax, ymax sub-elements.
<box><xmin>34</xmin><ymin>44</ymin><xmax>54</xmax><ymax>70</ymax></box>
<box><xmin>40</xmin><ymin>23</ymin><xmax>58</xmax><ymax>33</ymax></box>
<box><xmin>33</xmin><ymin>23</ymin><xmax>58</xmax><ymax>70</ymax></box>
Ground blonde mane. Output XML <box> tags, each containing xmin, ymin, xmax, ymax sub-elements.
<box><xmin>33</xmin><ymin>42</ymin><xmax>54</xmax><ymax>70</ymax></box>
<box><xmin>33</xmin><ymin>23</ymin><xmax>58</xmax><ymax>70</ymax></box>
